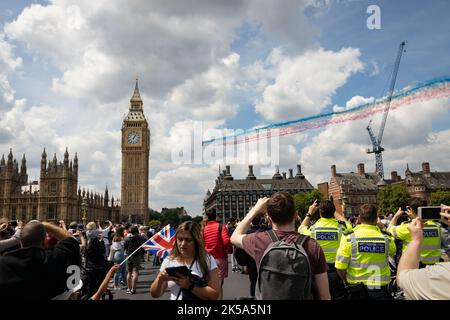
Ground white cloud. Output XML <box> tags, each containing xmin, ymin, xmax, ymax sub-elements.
<box><xmin>346</xmin><ymin>95</ymin><xmax>375</xmax><ymax>109</ymax></box>
<box><xmin>0</xmin><ymin>32</ymin><xmax>22</xmax><ymax>72</ymax></box>
<box><xmin>0</xmin><ymin>32</ymin><xmax>22</xmax><ymax>115</ymax></box>
<box><xmin>333</xmin><ymin>95</ymin><xmax>375</xmax><ymax>112</ymax></box>
<box><xmin>245</xmin><ymin>0</ymin><xmax>318</xmax><ymax>53</ymax></box>
<box><xmin>255</xmin><ymin>47</ymin><xmax>364</xmax><ymax>121</ymax></box>
<box><xmin>0</xmin><ymin>74</ymin><xmax>15</xmax><ymax>105</ymax></box>
<box><xmin>165</xmin><ymin>53</ymin><xmax>240</xmax><ymax>121</ymax></box>
<box><xmin>150</xmin><ymin>166</ymin><xmax>217</xmax><ymax>214</ymax></box>
<box><xmin>4</xmin><ymin>1</ymin><xmax>244</xmax><ymax>104</ymax></box>
<box><xmin>4</xmin><ymin>0</ymin><xmax>319</xmax><ymax>104</ymax></box>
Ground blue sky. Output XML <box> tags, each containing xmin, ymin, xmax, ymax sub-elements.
<box><xmin>0</xmin><ymin>0</ymin><xmax>449</xmax><ymax>215</ymax></box>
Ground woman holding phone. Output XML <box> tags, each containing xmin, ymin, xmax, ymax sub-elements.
<box><xmin>150</xmin><ymin>221</ymin><xmax>220</xmax><ymax>300</ymax></box>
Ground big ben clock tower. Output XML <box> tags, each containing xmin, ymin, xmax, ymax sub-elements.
<box><xmin>121</xmin><ymin>79</ymin><xmax>150</xmax><ymax>223</ymax></box>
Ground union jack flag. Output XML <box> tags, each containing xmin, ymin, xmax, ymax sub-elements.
<box><xmin>142</xmin><ymin>224</ymin><xmax>176</xmax><ymax>258</ymax></box>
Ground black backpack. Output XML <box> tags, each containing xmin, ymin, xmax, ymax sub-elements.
<box><xmin>234</xmin><ymin>246</ymin><xmax>252</xmax><ymax>267</ymax></box>
<box><xmin>256</xmin><ymin>230</ymin><xmax>312</xmax><ymax>300</ymax></box>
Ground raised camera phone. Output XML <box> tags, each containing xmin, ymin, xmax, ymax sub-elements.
<box><xmin>418</xmin><ymin>206</ymin><xmax>441</xmax><ymax>220</ymax></box>
<box><xmin>165</xmin><ymin>266</ymin><xmax>192</xmax><ymax>278</ymax></box>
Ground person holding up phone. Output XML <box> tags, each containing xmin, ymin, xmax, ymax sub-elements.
<box><xmin>388</xmin><ymin>198</ymin><xmax>443</xmax><ymax>267</ymax></box>
<box><xmin>299</xmin><ymin>199</ymin><xmax>351</xmax><ymax>300</ymax></box>
<box><xmin>150</xmin><ymin>221</ymin><xmax>220</xmax><ymax>300</ymax></box>
<box><xmin>396</xmin><ymin>207</ymin><xmax>450</xmax><ymax>300</ymax></box>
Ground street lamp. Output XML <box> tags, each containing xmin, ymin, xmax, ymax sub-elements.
<box><xmin>81</xmin><ymin>197</ymin><xmax>88</xmax><ymax>226</ymax></box>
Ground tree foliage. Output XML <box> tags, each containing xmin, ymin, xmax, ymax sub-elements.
<box><xmin>148</xmin><ymin>220</ymin><xmax>161</xmax><ymax>227</ymax></box>
<box><xmin>148</xmin><ymin>209</ymin><xmax>162</xmax><ymax>222</ymax></box>
<box><xmin>192</xmin><ymin>216</ymin><xmax>203</xmax><ymax>224</ymax></box>
<box><xmin>429</xmin><ymin>191</ymin><xmax>450</xmax><ymax>206</ymax></box>
<box><xmin>180</xmin><ymin>215</ymin><xmax>193</xmax><ymax>223</ymax></box>
<box><xmin>294</xmin><ymin>189</ymin><xmax>325</xmax><ymax>219</ymax></box>
<box><xmin>161</xmin><ymin>211</ymin><xmax>181</xmax><ymax>228</ymax></box>
<box><xmin>377</xmin><ymin>184</ymin><xmax>409</xmax><ymax>215</ymax></box>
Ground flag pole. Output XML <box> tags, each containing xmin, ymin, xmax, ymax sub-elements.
<box><xmin>119</xmin><ymin>224</ymin><xmax>173</xmax><ymax>266</ymax></box>
<box><xmin>119</xmin><ymin>240</ymin><xmax>148</xmax><ymax>266</ymax></box>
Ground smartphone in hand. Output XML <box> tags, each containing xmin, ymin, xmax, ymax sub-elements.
<box><xmin>418</xmin><ymin>206</ymin><xmax>441</xmax><ymax>220</ymax></box>
<box><xmin>165</xmin><ymin>266</ymin><xmax>192</xmax><ymax>278</ymax></box>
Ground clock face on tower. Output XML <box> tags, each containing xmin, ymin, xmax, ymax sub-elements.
<box><xmin>127</xmin><ymin>131</ymin><xmax>140</xmax><ymax>144</ymax></box>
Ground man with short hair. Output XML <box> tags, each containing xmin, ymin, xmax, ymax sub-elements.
<box><xmin>124</xmin><ymin>225</ymin><xmax>145</xmax><ymax>294</ymax></box>
<box><xmin>0</xmin><ymin>220</ymin><xmax>80</xmax><ymax>299</ymax></box>
<box><xmin>231</xmin><ymin>191</ymin><xmax>330</xmax><ymax>300</ymax></box>
<box><xmin>335</xmin><ymin>204</ymin><xmax>396</xmax><ymax>300</ymax></box>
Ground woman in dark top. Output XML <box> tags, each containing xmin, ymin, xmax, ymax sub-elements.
<box><xmin>85</xmin><ymin>221</ymin><xmax>107</xmax><ymax>298</ymax></box>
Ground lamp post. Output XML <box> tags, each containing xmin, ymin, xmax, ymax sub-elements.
<box><xmin>81</xmin><ymin>197</ymin><xmax>88</xmax><ymax>227</ymax></box>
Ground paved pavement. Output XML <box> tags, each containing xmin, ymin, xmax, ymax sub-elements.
<box><xmin>111</xmin><ymin>257</ymin><xmax>251</xmax><ymax>300</ymax></box>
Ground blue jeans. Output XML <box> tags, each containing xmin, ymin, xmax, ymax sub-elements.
<box><xmin>113</xmin><ymin>251</ymin><xmax>127</xmax><ymax>286</ymax></box>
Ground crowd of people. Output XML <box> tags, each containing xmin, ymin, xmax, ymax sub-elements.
<box><xmin>0</xmin><ymin>191</ymin><xmax>449</xmax><ymax>300</ymax></box>
<box><xmin>0</xmin><ymin>218</ymin><xmax>160</xmax><ymax>299</ymax></box>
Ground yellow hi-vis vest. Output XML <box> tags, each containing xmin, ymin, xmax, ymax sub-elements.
<box><xmin>388</xmin><ymin>220</ymin><xmax>442</xmax><ymax>265</ymax></box>
<box><xmin>299</xmin><ymin>217</ymin><xmax>352</xmax><ymax>263</ymax></box>
<box><xmin>335</xmin><ymin>224</ymin><xmax>396</xmax><ymax>287</ymax></box>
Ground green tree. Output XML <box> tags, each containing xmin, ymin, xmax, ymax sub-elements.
<box><xmin>148</xmin><ymin>219</ymin><xmax>161</xmax><ymax>227</ymax></box>
<box><xmin>377</xmin><ymin>184</ymin><xmax>409</xmax><ymax>215</ymax></box>
<box><xmin>180</xmin><ymin>215</ymin><xmax>193</xmax><ymax>223</ymax></box>
<box><xmin>294</xmin><ymin>189</ymin><xmax>325</xmax><ymax>219</ymax></box>
<box><xmin>192</xmin><ymin>216</ymin><xmax>203</xmax><ymax>224</ymax></box>
<box><xmin>429</xmin><ymin>191</ymin><xmax>450</xmax><ymax>206</ymax></box>
<box><xmin>148</xmin><ymin>209</ymin><xmax>162</xmax><ymax>222</ymax></box>
<box><xmin>161</xmin><ymin>211</ymin><xmax>181</xmax><ymax>228</ymax></box>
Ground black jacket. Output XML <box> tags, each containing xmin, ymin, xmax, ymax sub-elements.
<box><xmin>0</xmin><ymin>237</ymin><xmax>80</xmax><ymax>300</ymax></box>
<box><xmin>85</xmin><ymin>237</ymin><xmax>107</xmax><ymax>270</ymax></box>
<box><xmin>124</xmin><ymin>235</ymin><xmax>145</xmax><ymax>257</ymax></box>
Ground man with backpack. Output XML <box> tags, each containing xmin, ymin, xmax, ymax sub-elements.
<box><xmin>231</xmin><ymin>191</ymin><xmax>330</xmax><ymax>300</ymax></box>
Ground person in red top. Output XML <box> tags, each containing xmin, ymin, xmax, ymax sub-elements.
<box><xmin>202</xmin><ymin>209</ymin><xmax>232</xmax><ymax>300</ymax></box>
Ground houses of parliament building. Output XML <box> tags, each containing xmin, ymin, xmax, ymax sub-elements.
<box><xmin>0</xmin><ymin>80</ymin><xmax>150</xmax><ymax>223</ymax></box>
<box><xmin>0</xmin><ymin>147</ymin><xmax>120</xmax><ymax>223</ymax></box>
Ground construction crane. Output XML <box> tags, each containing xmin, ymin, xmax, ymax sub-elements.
<box><xmin>366</xmin><ymin>41</ymin><xmax>407</xmax><ymax>179</ymax></box>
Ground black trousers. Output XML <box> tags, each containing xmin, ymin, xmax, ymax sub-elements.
<box><xmin>347</xmin><ymin>283</ymin><xmax>392</xmax><ymax>300</ymax></box>
<box><xmin>327</xmin><ymin>264</ymin><xmax>346</xmax><ymax>300</ymax></box>
<box><xmin>247</xmin><ymin>261</ymin><xmax>258</xmax><ymax>297</ymax></box>
<box><xmin>86</xmin><ymin>268</ymin><xmax>107</xmax><ymax>298</ymax></box>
